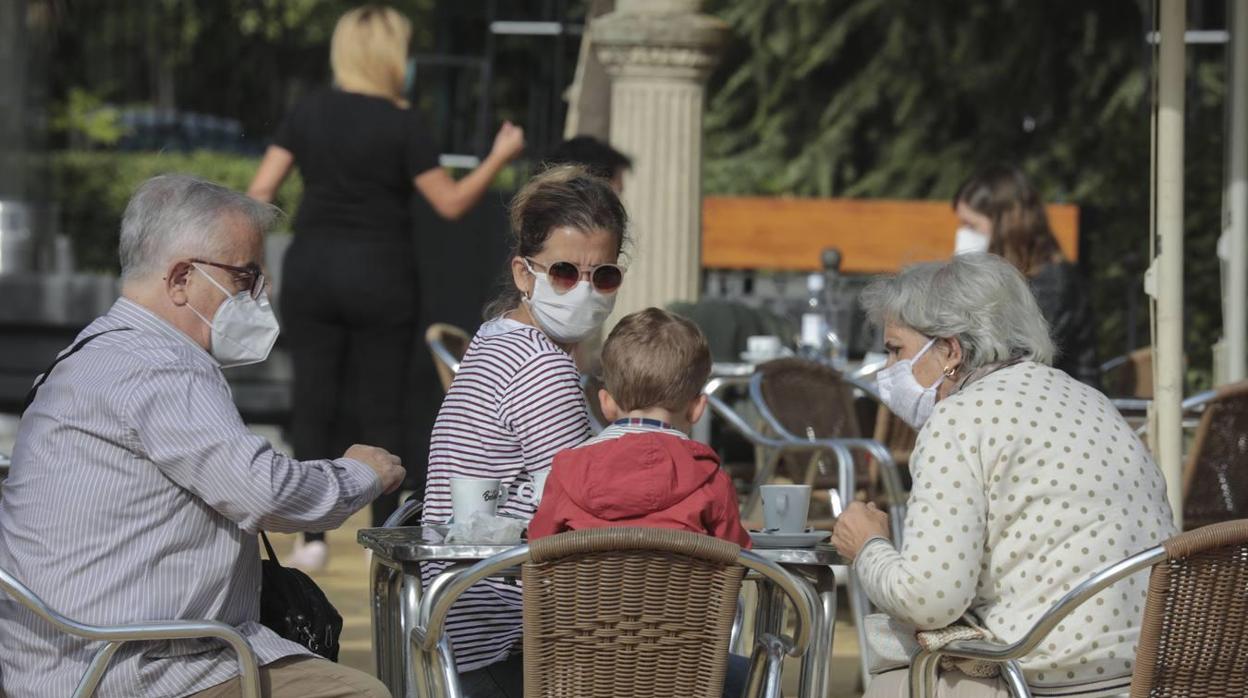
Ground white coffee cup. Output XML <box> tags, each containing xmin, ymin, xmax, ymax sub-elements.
<box><xmin>517</xmin><ymin>470</ymin><xmax>551</xmax><ymax>506</ymax></box>
<box><xmin>760</xmin><ymin>484</ymin><xmax>812</xmax><ymax>533</ymax></box>
<box><xmin>746</xmin><ymin>335</ymin><xmax>782</xmax><ymax>359</ymax></box>
<box><xmin>450</xmin><ymin>477</ymin><xmax>508</xmax><ymax>521</ymax></box>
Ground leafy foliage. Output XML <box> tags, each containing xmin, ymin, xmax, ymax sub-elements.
<box><xmin>702</xmin><ymin>0</ymin><xmax>1228</xmax><ymax>385</ymax></box>
<box><xmin>47</xmin><ymin>151</ymin><xmax>302</xmax><ymax>272</ymax></box>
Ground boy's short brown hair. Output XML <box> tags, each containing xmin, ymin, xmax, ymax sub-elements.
<box><xmin>601</xmin><ymin>308</ymin><xmax>712</xmax><ymax>412</ymax></box>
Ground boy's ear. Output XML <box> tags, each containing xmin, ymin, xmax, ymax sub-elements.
<box><xmin>598</xmin><ymin>389</ymin><xmax>620</xmax><ymax>422</ymax></box>
<box><xmin>686</xmin><ymin>394</ymin><xmax>708</xmax><ymax>426</ymax></box>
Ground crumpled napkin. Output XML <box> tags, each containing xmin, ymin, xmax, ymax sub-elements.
<box><xmin>444</xmin><ymin>512</ymin><xmax>527</xmax><ymax>545</ymax></box>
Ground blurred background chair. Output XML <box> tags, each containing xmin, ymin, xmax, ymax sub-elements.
<box><xmin>746</xmin><ymin>358</ymin><xmax>907</xmax><ymax>532</ymax></box>
<box><xmin>1100</xmin><ymin>346</ymin><xmax>1154</xmax><ymax>400</ymax></box>
<box><xmin>1181</xmin><ymin>380</ymin><xmax>1248</xmax><ymax>530</ymax></box>
<box><xmin>0</xmin><ymin>564</ymin><xmax>262</xmax><ymax>698</ymax></box>
<box><xmin>424</xmin><ymin>323</ymin><xmax>472</xmax><ymax>393</ymax></box>
<box><xmin>906</xmin><ymin>519</ymin><xmax>1248</xmax><ymax>698</ymax></box>
<box><xmin>410</xmin><ymin>527</ymin><xmax>816</xmax><ymax>698</ymax></box>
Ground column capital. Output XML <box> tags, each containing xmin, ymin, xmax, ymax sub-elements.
<box><xmin>592</xmin><ymin>3</ymin><xmax>729</xmax><ymax>82</ymax></box>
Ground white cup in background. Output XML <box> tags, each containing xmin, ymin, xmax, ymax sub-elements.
<box><xmin>450</xmin><ymin>477</ymin><xmax>508</xmax><ymax>521</ymax></box>
<box><xmin>517</xmin><ymin>470</ymin><xmax>551</xmax><ymax>506</ymax></box>
<box><xmin>760</xmin><ymin>484</ymin><xmax>812</xmax><ymax>533</ymax></box>
<box><xmin>747</xmin><ymin>335</ymin><xmax>783</xmax><ymax>359</ymax></box>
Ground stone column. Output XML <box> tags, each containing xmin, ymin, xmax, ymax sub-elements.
<box><xmin>593</xmin><ymin>0</ymin><xmax>728</xmax><ymax>327</ymax></box>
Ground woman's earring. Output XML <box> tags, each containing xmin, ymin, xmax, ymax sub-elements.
<box><xmin>943</xmin><ymin>365</ymin><xmax>957</xmax><ymax>378</ymax></box>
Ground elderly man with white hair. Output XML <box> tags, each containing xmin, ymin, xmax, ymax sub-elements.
<box><xmin>832</xmin><ymin>253</ymin><xmax>1175</xmax><ymax>698</ymax></box>
<box><xmin>0</xmin><ymin>174</ymin><xmax>401</xmax><ymax>697</ymax></box>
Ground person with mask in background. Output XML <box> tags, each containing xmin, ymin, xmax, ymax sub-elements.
<box><xmin>831</xmin><ymin>253</ymin><xmax>1174</xmax><ymax>698</ymax></box>
<box><xmin>542</xmin><ymin>135</ymin><xmax>632</xmax><ymax>194</ymax></box>
<box><xmin>247</xmin><ymin>4</ymin><xmax>526</xmax><ymax>571</ymax></box>
<box><xmin>952</xmin><ymin>164</ymin><xmax>1100</xmax><ymax>387</ymax></box>
<box><xmin>0</xmin><ymin>175</ymin><xmax>405</xmax><ymax>698</ymax></box>
<box><xmin>420</xmin><ymin>166</ymin><xmax>626</xmax><ymax>697</ymax></box>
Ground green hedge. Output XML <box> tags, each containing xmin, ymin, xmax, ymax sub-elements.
<box><xmin>49</xmin><ymin>150</ymin><xmax>303</xmax><ymax>272</ymax></box>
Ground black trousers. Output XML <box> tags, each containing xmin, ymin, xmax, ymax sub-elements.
<box><xmin>280</xmin><ymin>233</ymin><xmax>418</xmax><ymax>535</ymax></box>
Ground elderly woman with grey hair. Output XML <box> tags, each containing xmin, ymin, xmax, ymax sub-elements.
<box><xmin>832</xmin><ymin>253</ymin><xmax>1175</xmax><ymax>698</ymax></box>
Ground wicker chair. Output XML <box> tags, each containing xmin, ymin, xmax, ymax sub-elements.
<box><xmin>409</xmin><ymin>528</ymin><xmax>817</xmax><ymax>698</ymax></box>
<box><xmin>0</xmin><ymin>564</ymin><xmax>261</xmax><ymax>698</ymax></box>
<box><xmin>906</xmin><ymin>520</ymin><xmax>1248</xmax><ymax>698</ymax></box>
<box><xmin>1180</xmin><ymin>380</ymin><xmax>1248</xmax><ymax>530</ymax></box>
<box><xmin>425</xmin><ymin>323</ymin><xmax>472</xmax><ymax>393</ymax></box>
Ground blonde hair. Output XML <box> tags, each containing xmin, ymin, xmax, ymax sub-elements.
<box><xmin>330</xmin><ymin>5</ymin><xmax>411</xmax><ymax>105</ymax></box>
<box><xmin>602</xmin><ymin>308</ymin><xmax>711</xmax><ymax>412</ymax></box>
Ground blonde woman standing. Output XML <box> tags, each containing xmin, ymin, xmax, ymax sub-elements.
<box><xmin>248</xmin><ymin>5</ymin><xmax>525</xmax><ymax>570</ymax></box>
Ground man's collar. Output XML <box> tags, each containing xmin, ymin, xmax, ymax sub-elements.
<box><xmin>109</xmin><ymin>297</ymin><xmax>214</xmax><ymax>361</ymax></box>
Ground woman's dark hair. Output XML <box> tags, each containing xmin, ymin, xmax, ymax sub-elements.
<box><xmin>483</xmin><ymin>165</ymin><xmax>629</xmax><ymax>319</ymax></box>
<box><xmin>953</xmin><ymin>164</ymin><xmax>1062</xmax><ymax>276</ymax></box>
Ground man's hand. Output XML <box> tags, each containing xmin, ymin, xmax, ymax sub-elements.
<box><xmin>344</xmin><ymin>444</ymin><xmax>405</xmax><ymax>495</ymax></box>
<box><xmin>831</xmin><ymin>501</ymin><xmax>890</xmax><ymax>562</ymax></box>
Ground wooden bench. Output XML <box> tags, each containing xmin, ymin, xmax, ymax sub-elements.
<box><xmin>702</xmin><ymin>196</ymin><xmax>1079</xmax><ymax>273</ymax></box>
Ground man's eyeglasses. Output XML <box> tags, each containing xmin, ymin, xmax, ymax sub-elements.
<box><xmin>523</xmin><ymin>258</ymin><xmax>624</xmax><ymax>294</ymax></box>
<box><xmin>191</xmin><ymin>259</ymin><xmax>267</xmax><ymax>300</ymax></box>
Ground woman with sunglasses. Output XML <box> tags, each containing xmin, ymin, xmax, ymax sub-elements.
<box><xmin>246</xmin><ymin>5</ymin><xmax>525</xmax><ymax>570</ymax></box>
<box><xmin>421</xmin><ymin>165</ymin><xmax>626</xmax><ymax>697</ymax></box>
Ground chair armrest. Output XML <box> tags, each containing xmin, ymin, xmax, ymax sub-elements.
<box><xmin>411</xmin><ymin>546</ymin><xmax>532</xmax><ymax>652</ymax></box>
<box><xmin>737</xmin><ymin>551</ymin><xmax>819</xmax><ymax>658</ymax></box>
<box><xmin>914</xmin><ymin>545</ymin><xmax>1166</xmax><ymax>666</ymax></box>
<box><xmin>1181</xmin><ymin>389</ymin><xmax>1218</xmax><ymax>412</ymax></box>
<box><xmin>382</xmin><ymin>498</ymin><xmax>424</xmax><ymax>528</ymax></box>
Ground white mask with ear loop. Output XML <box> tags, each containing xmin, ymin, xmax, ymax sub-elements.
<box><xmin>875</xmin><ymin>337</ymin><xmax>950</xmax><ymax>430</ymax></box>
<box><xmin>954</xmin><ymin>226</ymin><xmax>991</xmax><ymax>255</ymax></box>
<box><xmin>521</xmin><ymin>262</ymin><xmax>617</xmax><ymax>344</ymax></box>
<box><xmin>187</xmin><ymin>264</ymin><xmax>281</xmax><ymax>368</ymax></box>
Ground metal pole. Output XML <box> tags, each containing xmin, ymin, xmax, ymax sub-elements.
<box><xmin>1224</xmin><ymin>0</ymin><xmax>1248</xmax><ymax>383</ymax></box>
<box><xmin>1153</xmin><ymin>0</ymin><xmax>1186</xmax><ymax>528</ymax></box>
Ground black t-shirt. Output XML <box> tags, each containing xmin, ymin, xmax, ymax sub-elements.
<box><xmin>274</xmin><ymin>88</ymin><xmax>440</xmax><ymax>238</ymax></box>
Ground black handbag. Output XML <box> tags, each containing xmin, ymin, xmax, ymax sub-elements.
<box><xmin>259</xmin><ymin>532</ymin><xmax>344</xmax><ymax>661</ymax></box>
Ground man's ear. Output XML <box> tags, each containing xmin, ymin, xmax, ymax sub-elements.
<box><xmin>598</xmin><ymin>388</ymin><xmax>620</xmax><ymax>422</ymax></box>
<box><xmin>686</xmin><ymin>394</ymin><xmax>708</xmax><ymax>426</ymax></box>
<box><xmin>166</xmin><ymin>261</ymin><xmax>193</xmax><ymax>307</ymax></box>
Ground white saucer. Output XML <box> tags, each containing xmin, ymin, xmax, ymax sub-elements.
<box><xmin>748</xmin><ymin>529</ymin><xmax>831</xmax><ymax>549</ymax></box>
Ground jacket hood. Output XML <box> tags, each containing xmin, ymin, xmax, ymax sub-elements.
<box><xmin>556</xmin><ymin>433</ymin><xmax>722</xmax><ymax>521</ymax></box>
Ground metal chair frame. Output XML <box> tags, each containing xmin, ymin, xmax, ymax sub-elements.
<box><xmin>407</xmin><ymin>535</ymin><xmax>819</xmax><ymax>698</ymax></box>
<box><xmin>746</xmin><ymin>370</ymin><xmax>909</xmax><ymax>535</ymax></box>
<box><xmin>906</xmin><ymin>544</ymin><xmax>1169</xmax><ymax>698</ymax></box>
<box><xmin>0</xmin><ymin>565</ymin><xmax>261</xmax><ymax>698</ymax></box>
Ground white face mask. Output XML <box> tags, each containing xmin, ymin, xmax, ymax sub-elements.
<box><xmin>876</xmin><ymin>337</ymin><xmax>946</xmax><ymax>430</ymax></box>
<box><xmin>954</xmin><ymin>226</ymin><xmax>990</xmax><ymax>255</ymax></box>
<box><xmin>188</xmin><ymin>265</ymin><xmax>281</xmax><ymax>368</ymax></box>
<box><xmin>522</xmin><ymin>262</ymin><xmax>617</xmax><ymax>344</ymax></box>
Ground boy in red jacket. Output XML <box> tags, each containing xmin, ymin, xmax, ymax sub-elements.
<box><xmin>528</xmin><ymin>307</ymin><xmax>750</xmax><ymax>548</ymax></box>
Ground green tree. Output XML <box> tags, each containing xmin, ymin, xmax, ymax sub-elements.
<box><xmin>703</xmin><ymin>0</ymin><xmax>1227</xmax><ymax>386</ymax></box>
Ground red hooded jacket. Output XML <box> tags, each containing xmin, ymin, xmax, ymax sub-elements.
<box><xmin>527</xmin><ymin>431</ymin><xmax>752</xmax><ymax>548</ymax></box>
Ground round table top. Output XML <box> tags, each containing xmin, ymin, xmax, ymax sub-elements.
<box><xmin>358</xmin><ymin>526</ymin><xmax>842</xmax><ymax>566</ymax></box>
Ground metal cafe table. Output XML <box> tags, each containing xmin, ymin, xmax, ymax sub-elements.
<box><xmin>359</xmin><ymin>525</ymin><xmax>842</xmax><ymax>698</ymax></box>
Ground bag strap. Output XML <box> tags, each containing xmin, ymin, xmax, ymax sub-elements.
<box><xmin>23</xmin><ymin>327</ymin><xmax>133</xmax><ymax>412</ymax></box>
<box><xmin>260</xmin><ymin>531</ymin><xmax>281</xmax><ymax>565</ymax></box>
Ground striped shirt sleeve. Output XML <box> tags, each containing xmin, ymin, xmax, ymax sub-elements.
<box><xmin>125</xmin><ymin>361</ymin><xmax>382</xmax><ymax>534</ymax></box>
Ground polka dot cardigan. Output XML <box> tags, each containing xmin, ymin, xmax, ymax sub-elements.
<box><xmin>854</xmin><ymin>362</ymin><xmax>1177</xmax><ymax>693</ymax></box>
